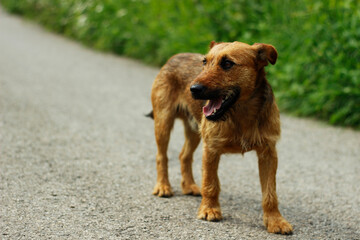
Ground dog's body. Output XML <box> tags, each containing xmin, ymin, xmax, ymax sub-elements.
<box><xmin>149</xmin><ymin>41</ymin><xmax>292</xmax><ymax>234</ymax></box>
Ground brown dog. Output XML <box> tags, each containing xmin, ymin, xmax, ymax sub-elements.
<box><xmin>148</xmin><ymin>41</ymin><xmax>293</xmax><ymax>234</ymax></box>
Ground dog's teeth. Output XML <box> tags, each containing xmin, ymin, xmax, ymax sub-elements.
<box><xmin>214</xmin><ymin>109</ymin><xmax>217</xmax><ymax>113</ymax></box>
<box><xmin>222</xmin><ymin>100</ymin><xmax>224</xmax><ymax>103</ymax></box>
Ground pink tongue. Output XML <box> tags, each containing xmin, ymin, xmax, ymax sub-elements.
<box><xmin>203</xmin><ymin>97</ymin><xmax>222</xmax><ymax>117</ymax></box>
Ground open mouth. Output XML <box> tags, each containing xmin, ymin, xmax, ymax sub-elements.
<box><xmin>203</xmin><ymin>89</ymin><xmax>240</xmax><ymax>121</ymax></box>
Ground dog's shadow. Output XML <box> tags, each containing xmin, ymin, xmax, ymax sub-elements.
<box><xmin>170</xmin><ymin>190</ymin><xmax>359</xmax><ymax>238</ymax></box>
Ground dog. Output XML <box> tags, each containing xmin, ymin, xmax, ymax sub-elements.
<box><xmin>148</xmin><ymin>41</ymin><xmax>293</xmax><ymax>234</ymax></box>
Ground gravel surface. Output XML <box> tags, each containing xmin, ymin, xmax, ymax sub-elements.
<box><xmin>1</xmin><ymin>7</ymin><xmax>359</xmax><ymax>240</ymax></box>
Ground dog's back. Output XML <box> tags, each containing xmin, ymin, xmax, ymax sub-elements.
<box><xmin>151</xmin><ymin>53</ymin><xmax>204</xmax><ymax>124</ymax></box>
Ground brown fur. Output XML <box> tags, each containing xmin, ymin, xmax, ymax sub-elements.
<box><xmin>149</xmin><ymin>41</ymin><xmax>293</xmax><ymax>234</ymax></box>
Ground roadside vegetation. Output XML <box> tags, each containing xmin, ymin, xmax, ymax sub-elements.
<box><xmin>1</xmin><ymin>0</ymin><xmax>359</xmax><ymax>128</ymax></box>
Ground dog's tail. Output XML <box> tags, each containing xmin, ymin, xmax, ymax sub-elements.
<box><xmin>145</xmin><ymin>110</ymin><xmax>154</xmax><ymax>119</ymax></box>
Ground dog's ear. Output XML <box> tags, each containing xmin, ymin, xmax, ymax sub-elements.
<box><xmin>253</xmin><ymin>43</ymin><xmax>278</xmax><ymax>66</ymax></box>
<box><xmin>209</xmin><ymin>41</ymin><xmax>223</xmax><ymax>49</ymax></box>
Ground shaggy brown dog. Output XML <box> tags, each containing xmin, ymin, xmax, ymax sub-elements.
<box><xmin>148</xmin><ymin>41</ymin><xmax>293</xmax><ymax>234</ymax></box>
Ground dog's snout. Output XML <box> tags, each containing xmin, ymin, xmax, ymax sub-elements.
<box><xmin>190</xmin><ymin>84</ymin><xmax>207</xmax><ymax>94</ymax></box>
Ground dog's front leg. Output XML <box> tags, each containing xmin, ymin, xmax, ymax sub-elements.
<box><xmin>197</xmin><ymin>144</ymin><xmax>222</xmax><ymax>221</ymax></box>
<box><xmin>256</xmin><ymin>143</ymin><xmax>293</xmax><ymax>234</ymax></box>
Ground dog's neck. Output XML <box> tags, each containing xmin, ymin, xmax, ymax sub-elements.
<box><xmin>224</xmin><ymin>68</ymin><xmax>279</xmax><ymax>148</ymax></box>
<box><xmin>234</xmin><ymin>68</ymin><xmax>275</xmax><ymax>127</ymax></box>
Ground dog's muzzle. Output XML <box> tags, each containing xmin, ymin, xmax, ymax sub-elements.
<box><xmin>190</xmin><ymin>84</ymin><xmax>207</xmax><ymax>99</ymax></box>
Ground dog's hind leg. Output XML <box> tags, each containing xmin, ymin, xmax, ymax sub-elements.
<box><xmin>256</xmin><ymin>143</ymin><xmax>293</xmax><ymax>234</ymax></box>
<box><xmin>152</xmin><ymin>109</ymin><xmax>175</xmax><ymax>197</ymax></box>
<box><xmin>179</xmin><ymin>119</ymin><xmax>201</xmax><ymax>195</ymax></box>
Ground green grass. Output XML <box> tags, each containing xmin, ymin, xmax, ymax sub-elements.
<box><xmin>1</xmin><ymin>0</ymin><xmax>359</xmax><ymax>128</ymax></box>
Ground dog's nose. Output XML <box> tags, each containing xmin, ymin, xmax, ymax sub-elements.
<box><xmin>190</xmin><ymin>84</ymin><xmax>207</xmax><ymax>94</ymax></box>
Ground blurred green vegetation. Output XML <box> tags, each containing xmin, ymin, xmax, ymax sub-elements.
<box><xmin>1</xmin><ymin>0</ymin><xmax>359</xmax><ymax>128</ymax></box>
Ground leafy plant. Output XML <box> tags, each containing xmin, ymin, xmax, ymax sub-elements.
<box><xmin>1</xmin><ymin>0</ymin><xmax>359</xmax><ymax>128</ymax></box>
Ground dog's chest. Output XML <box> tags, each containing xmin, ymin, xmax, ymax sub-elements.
<box><xmin>202</xmin><ymin>122</ymin><xmax>259</xmax><ymax>153</ymax></box>
<box><xmin>222</xmin><ymin>133</ymin><xmax>256</xmax><ymax>153</ymax></box>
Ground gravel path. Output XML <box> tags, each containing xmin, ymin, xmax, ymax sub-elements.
<box><xmin>1</xmin><ymin>8</ymin><xmax>359</xmax><ymax>240</ymax></box>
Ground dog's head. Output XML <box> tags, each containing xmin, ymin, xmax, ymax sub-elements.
<box><xmin>190</xmin><ymin>41</ymin><xmax>277</xmax><ymax>121</ymax></box>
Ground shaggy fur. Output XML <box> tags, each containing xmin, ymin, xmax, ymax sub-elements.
<box><xmin>148</xmin><ymin>41</ymin><xmax>293</xmax><ymax>234</ymax></box>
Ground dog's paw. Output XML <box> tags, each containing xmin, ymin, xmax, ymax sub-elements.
<box><xmin>264</xmin><ymin>215</ymin><xmax>293</xmax><ymax>235</ymax></box>
<box><xmin>197</xmin><ymin>207</ymin><xmax>222</xmax><ymax>221</ymax></box>
<box><xmin>182</xmin><ymin>183</ymin><xmax>201</xmax><ymax>196</ymax></box>
<box><xmin>152</xmin><ymin>183</ymin><xmax>173</xmax><ymax>197</ymax></box>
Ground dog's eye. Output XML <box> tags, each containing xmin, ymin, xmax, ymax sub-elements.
<box><xmin>221</xmin><ymin>59</ymin><xmax>235</xmax><ymax>70</ymax></box>
<box><xmin>202</xmin><ymin>58</ymin><xmax>207</xmax><ymax>66</ymax></box>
